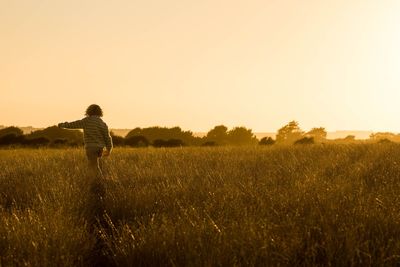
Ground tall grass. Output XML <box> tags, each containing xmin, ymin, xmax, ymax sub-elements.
<box><xmin>1</xmin><ymin>144</ymin><xmax>400</xmax><ymax>266</ymax></box>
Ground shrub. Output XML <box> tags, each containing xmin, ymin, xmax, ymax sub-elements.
<box><xmin>0</xmin><ymin>126</ymin><xmax>23</xmax><ymax>138</ymax></box>
<box><xmin>111</xmin><ymin>135</ymin><xmax>125</xmax><ymax>147</ymax></box>
<box><xmin>294</xmin><ymin>137</ymin><xmax>314</xmax><ymax>145</ymax></box>
<box><xmin>153</xmin><ymin>139</ymin><xmax>184</xmax><ymax>147</ymax></box>
<box><xmin>0</xmin><ymin>134</ymin><xmax>25</xmax><ymax>146</ymax></box>
<box><xmin>125</xmin><ymin>136</ymin><xmax>149</xmax><ymax>147</ymax></box>
<box><xmin>259</xmin><ymin>137</ymin><xmax>275</xmax><ymax>146</ymax></box>
<box><xmin>378</xmin><ymin>138</ymin><xmax>393</xmax><ymax>144</ymax></box>
<box><xmin>202</xmin><ymin>141</ymin><xmax>217</xmax><ymax>147</ymax></box>
<box><xmin>23</xmin><ymin>137</ymin><xmax>50</xmax><ymax>147</ymax></box>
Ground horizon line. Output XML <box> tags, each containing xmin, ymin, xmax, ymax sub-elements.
<box><xmin>0</xmin><ymin>124</ymin><xmax>380</xmax><ymax>133</ymax></box>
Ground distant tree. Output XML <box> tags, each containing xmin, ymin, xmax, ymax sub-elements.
<box><xmin>378</xmin><ymin>138</ymin><xmax>393</xmax><ymax>144</ymax></box>
<box><xmin>126</xmin><ymin>127</ymin><xmax>143</xmax><ymax>137</ymax></box>
<box><xmin>110</xmin><ymin>131</ymin><xmax>125</xmax><ymax>146</ymax></box>
<box><xmin>202</xmin><ymin>141</ymin><xmax>217</xmax><ymax>147</ymax></box>
<box><xmin>191</xmin><ymin>136</ymin><xmax>206</xmax><ymax>146</ymax></box>
<box><xmin>344</xmin><ymin>135</ymin><xmax>356</xmax><ymax>142</ymax></box>
<box><xmin>152</xmin><ymin>139</ymin><xmax>166</xmax><ymax>147</ymax></box>
<box><xmin>165</xmin><ymin>139</ymin><xmax>184</xmax><ymax>147</ymax></box>
<box><xmin>205</xmin><ymin>125</ymin><xmax>229</xmax><ymax>145</ymax></box>
<box><xmin>0</xmin><ymin>126</ymin><xmax>23</xmax><ymax>138</ymax></box>
<box><xmin>23</xmin><ymin>137</ymin><xmax>50</xmax><ymax>147</ymax></box>
<box><xmin>306</xmin><ymin>127</ymin><xmax>327</xmax><ymax>143</ymax></box>
<box><xmin>0</xmin><ymin>133</ymin><xmax>25</xmax><ymax>146</ymax></box>
<box><xmin>26</xmin><ymin>126</ymin><xmax>83</xmax><ymax>145</ymax></box>
<box><xmin>228</xmin><ymin>127</ymin><xmax>258</xmax><ymax>145</ymax></box>
<box><xmin>125</xmin><ymin>136</ymin><xmax>149</xmax><ymax>147</ymax></box>
<box><xmin>294</xmin><ymin>137</ymin><xmax>314</xmax><ymax>145</ymax></box>
<box><xmin>370</xmin><ymin>132</ymin><xmax>400</xmax><ymax>143</ymax></box>
<box><xmin>276</xmin><ymin>121</ymin><xmax>304</xmax><ymax>144</ymax></box>
<box><xmin>153</xmin><ymin>139</ymin><xmax>184</xmax><ymax>147</ymax></box>
<box><xmin>126</xmin><ymin>127</ymin><xmax>196</xmax><ymax>145</ymax></box>
<box><xmin>259</xmin><ymin>137</ymin><xmax>275</xmax><ymax>146</ymax></box>
<box><xmin>52</xmin><ymin>139</ymin><xmax>68</xmax><ymax>146</ymax></box>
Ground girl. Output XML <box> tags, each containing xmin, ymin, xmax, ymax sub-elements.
<box><xmin>58</xmin><ymin>104</ymin><xmax>113</xmax><ymax>176</ymax></box>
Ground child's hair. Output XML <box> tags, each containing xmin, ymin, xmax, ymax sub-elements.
<box><xmin>85</xmin><ymin>104</ymin><xmax>103</xmax><ymax>117</ymax></box>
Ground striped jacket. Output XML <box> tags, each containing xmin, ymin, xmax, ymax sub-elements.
<box><xmin>58</xmin><ymin>116</ymin><xmax>113</xmax><ymax>151</ymax></box>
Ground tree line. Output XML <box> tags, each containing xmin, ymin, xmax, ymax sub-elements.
<box><xmin>0</xmin><ymin>121</ymin><xmax>398</xmax><ymax>148</ymax></box>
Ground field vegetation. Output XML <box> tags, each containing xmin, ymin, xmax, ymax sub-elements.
<box><xmin>1</xmin><ymin>144</ymin><xmax>400</xmax><ymax>266</ymax></box>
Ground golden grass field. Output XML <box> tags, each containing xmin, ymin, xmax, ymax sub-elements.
<box><xmin>1</xmin><ymin>144</ymin><xmax>400</xmax><ymax>266</ymax></box>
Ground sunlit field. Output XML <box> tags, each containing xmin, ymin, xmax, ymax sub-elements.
<box><xmin>1</xmin><ymin>144</ymin><xmax>400</xmax><ymax>266</ymax></box>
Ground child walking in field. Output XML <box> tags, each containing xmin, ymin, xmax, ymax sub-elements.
<box><xmin>58</xmin><ymin>104</ymin><xmax>113</xmax><ymax>177</ymax></box>
<box><xmin>59</xmin><ymin>105</ymin><xmax>114</xmax><ymax>260</ymax></box>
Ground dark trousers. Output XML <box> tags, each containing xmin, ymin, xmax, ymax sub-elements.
<box><xmin>85</xmin><ymin>146</ymin><xmax>105</xmax><ymax>205</ymax></box>
<box><xmin>85</xmin><ymin>147</ymin><xmax>106</xmax><ymax>224</ymax></box>
<box><xmin>85</xmin><ymin>147</ymin><xmax>103</xmax><ymax>178</ymax></box>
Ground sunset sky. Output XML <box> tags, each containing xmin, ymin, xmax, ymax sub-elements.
<box><xmin>1</xmin><ymin>0</ymin><xmax>400</xmax><ymax>132</ymax></box>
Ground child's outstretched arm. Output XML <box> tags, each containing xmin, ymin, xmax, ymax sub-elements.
<box><xmin>58</xmin><ymin>119</ymin><xmax>85</xmax><ymax>129</ymax></box>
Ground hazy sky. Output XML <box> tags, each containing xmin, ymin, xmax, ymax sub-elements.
<box><xmin>1</xmin><ymin>0</ymin><xmax>400</xmax><ymax>132</ymax></box>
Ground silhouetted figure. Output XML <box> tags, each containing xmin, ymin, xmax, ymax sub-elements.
<box><xmin>58</xmin><ymin>104</ymin><xmax>113</xmax><ymax>213</ymax></box>
<box><xmin>58</xmin><ymin>104</ymin><xmax>114</xmax><ymax>266</ymax></box>
<box><xmin>58</xmin><ymin>104</ymin><xmax>113</xmax><ymax>176</ymax></box>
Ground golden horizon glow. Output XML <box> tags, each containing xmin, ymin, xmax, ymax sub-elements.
<box><xmin>1</xmin><ymin>1</ymin><xmax>400</xmax><ymax>133</ymax></box>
